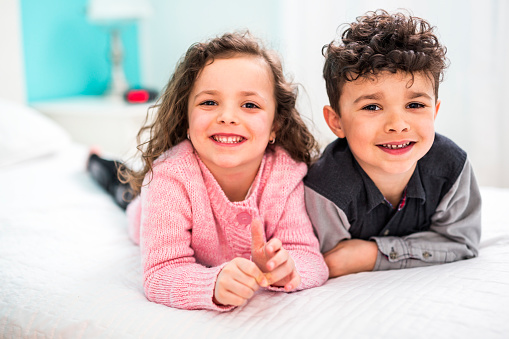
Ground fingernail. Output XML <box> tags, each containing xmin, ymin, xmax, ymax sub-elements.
<box><xmin>267</xmin><ymin>262</ymin><xmax>274</xmax><ymax>270</ymax></box>
<box><xmin>264</xmin><ymin>273</ymin><xmax>272</xmax><ymax>285</ymax></box>
<box><xmin>258</xmin><ymin>274</ymin><xmax>268</xmax><ymax>287</ymax></box>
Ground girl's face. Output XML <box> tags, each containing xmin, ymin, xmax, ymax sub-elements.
<box><xmin>187</xmin><ymin>55</ymin><xmax>276</xmax><ymax>178</ymax></box>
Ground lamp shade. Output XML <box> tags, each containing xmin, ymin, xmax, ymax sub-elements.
<box><xmin>87</xmin><ymin>0</ymin><xmax>153</xmax><ymax>23</ymax></box>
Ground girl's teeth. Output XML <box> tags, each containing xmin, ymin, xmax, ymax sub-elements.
<box><xmin>381</xmin><ymin>142</ymin><xmax>411</xmax><ymax>149</ymax></box>
<box><xmin>213</xmin><ymin>135</ymin><xmax>244</xmax><ymax>143</ymax></box>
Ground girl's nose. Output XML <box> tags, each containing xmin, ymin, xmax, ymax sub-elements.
<box><xmin>216</xmin><ymin>106</ymin><xmax>239</xmax><ymax>125</ymax></box>
<box><xmin>385</xmin><ymin>110</ymin><xmax>409</xmax><ymax>133</ymax></box>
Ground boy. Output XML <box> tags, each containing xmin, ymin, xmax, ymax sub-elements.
<box><xmin>304</xmin><ymin>10</ymin><xmax>481</xmax><ymax>278</ymax></box>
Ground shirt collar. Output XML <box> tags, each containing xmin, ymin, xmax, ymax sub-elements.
<box><xmin>354</xmin><ymin>158</ymin><xmax>426</xmax><ymax>213</ymax></box>
<box><xmin>406</xmin><ymin>165</ymin><xmax>426</xmax><ymax>203</ymax></box>
<box><xmin>355</xmin><ymin>162</ymin><xmax>388</xmax><ymax>213</ymax></box>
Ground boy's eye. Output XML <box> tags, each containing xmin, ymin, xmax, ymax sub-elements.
<box><xmin>242</xmin><ymin>102</ymin><xmax>260</xmax><ymax>109</ymax></box>
<box><xmin>362</xmin><ymin>104</ymin><xmax>381</xmax><ymax>111</ymax></box>
<box><xmin>407</xmin><ymin>102</ymin><xmax>425</xmax><ymax>109</ymax></box>
<box><xmin>200</xmin><ymin>100</ymin><xmax>217</xmax><ymax>106</ymax></box>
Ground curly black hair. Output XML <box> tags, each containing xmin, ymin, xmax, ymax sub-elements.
<box><xmin>323</xmin><ymin>9</ymin><xmax>449</xmax><ymax>115</ymax></box>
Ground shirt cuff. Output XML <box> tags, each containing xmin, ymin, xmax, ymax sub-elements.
<box><xmin>371</xmin><ymin>236</ymin><xmax>447</xmax><ymax>270</ymax></box>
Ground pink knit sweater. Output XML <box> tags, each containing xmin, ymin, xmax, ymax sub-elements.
<box><xmin>126</xmin><ymin>140</ymin><xmax>328</xmax><ymax>311</ymax></box>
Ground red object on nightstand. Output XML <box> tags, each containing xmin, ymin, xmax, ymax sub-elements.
<box><xmin>124</xmin><ymin>89</ymin><xmax>158</xmax><ymax>103</ymax></box>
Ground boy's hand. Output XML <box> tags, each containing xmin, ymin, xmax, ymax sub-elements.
<box><xmin>214</xmin><ymin>257</ymin><xmax>268</xmax><ymax>307</ymax></box>
<box><xmin>251</xmin><ymin>219</ymin><xmax>301</xmax><ymax>291</ymax></box>
<box><xmin>323</xmin><ymin>239</ymin><xmax>378</xmax><ymax>278</ymax></box>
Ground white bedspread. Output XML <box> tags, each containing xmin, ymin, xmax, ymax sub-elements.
<box><xmin>1</xmin><ymin>144</ymin><xmax>508</xmax><ymax>338</ymax></box>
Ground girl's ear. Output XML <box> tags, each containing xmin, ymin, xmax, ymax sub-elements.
<box><xmin>270</xmin><ymin>120</ymin><xmax>279</xmax><ymax>139</ymax></box>
<box><xmin>269</xmin><ymin>127</ymin><xmax>276</xmax><ymax>143</ymax></box>
<box><xmin>323</xmin><ymin>106</ymin><xmax>345</xmax><ymax>138</ymax></box>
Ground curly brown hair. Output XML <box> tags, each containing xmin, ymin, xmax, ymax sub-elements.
<box><xmin>122</xmin><ymin>31</ymin><xmax>318</xmax><ymax>196</ymax></box>
<box><xmin>323</xmin><ymin>9</ymin><xmax>449</xmax><ymax>115</ymax></box>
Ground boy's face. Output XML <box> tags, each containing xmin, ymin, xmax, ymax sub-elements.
<box><xmin>324</xmin><ymin>71</ymin><xmax>440</xmax><ymax>182</ymax></box>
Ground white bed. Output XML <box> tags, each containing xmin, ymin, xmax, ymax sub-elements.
<box><xmin>1</xmin><ymin>101</ymin><xmax>509</xmax><ymax>338</ymax></box>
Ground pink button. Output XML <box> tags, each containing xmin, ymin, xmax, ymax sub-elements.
<box><xmin>236</xmin><ymin>212</ymin><xmax>252</xmax><ymax>225</ymax></box>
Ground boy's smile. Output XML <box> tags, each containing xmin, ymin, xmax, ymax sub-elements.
<box><xmin>324</xmin><ymin>71</ymin><xmax>440</xmax><ymax>188</ymax></box>
<box><xmin>377</xmin><ymin>141</ymin><xmax>415</xmax><ymax>156</ymax></box>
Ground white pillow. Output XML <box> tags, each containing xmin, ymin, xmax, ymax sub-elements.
<box><xmin>0</xmin><ymin>98</ymin><xmax>71</xmax><ymax>167</ymax></box>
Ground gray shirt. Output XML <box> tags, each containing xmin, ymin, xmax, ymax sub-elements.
<box><xmin>304</xmin><ymin>133</ymin><xmax>482</xmax><ymax>270</ymax></box>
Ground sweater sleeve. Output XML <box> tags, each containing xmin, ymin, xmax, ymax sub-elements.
<box><xmin>139</xmin><ymin>160</ymin><xmax>233</xmax><ymax>311</ymax></box>
<box><xmin>263</xmin><ymin>152</ymin><xmax>329</xmax><ymax>290</ymax></box>
<box><xmin>272</xmin><ymin>179</ymin><xmax>329</xmax><ymax>290</ymax></box>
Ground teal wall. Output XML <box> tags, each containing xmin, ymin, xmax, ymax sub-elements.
<box><xmin>20</xmin><ymin>0</ymin><xmax>141</xmax><ymax>102</ymax></box>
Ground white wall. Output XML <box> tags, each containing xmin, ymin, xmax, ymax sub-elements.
<box><xmin>138</xmin><ymin>0</ymin><xmax>509</xmax><ymax>188</ymax></box>
<box><xmin>280</xmin><ymin>0</ymin><xmax>509</xmax><ymax>188</ymax></box>
<box><xmin>0</xmin><ymin>0</ymin><xmax>26</xmax><ymax>103</ymax></box>
<box><xmin>138</xmin><ymin>0</ymin><xmax>282</xmax><ymax>91</ymax></box>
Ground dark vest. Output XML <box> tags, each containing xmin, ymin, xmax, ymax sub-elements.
<box><xmin>304</xmin><ymin>133</ymin><xmax>467</xmax><ymax>239</ymax></box>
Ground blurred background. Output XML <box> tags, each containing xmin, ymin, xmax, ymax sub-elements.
<box><xmin>1</xmin><ymin>0</ymin><xmax>508</xmax><ymax>187</ymax></box>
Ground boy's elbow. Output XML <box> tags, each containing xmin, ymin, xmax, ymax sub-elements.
<box><xmin>468</xmin><ymin>243</ymin><xmax>480</xmax><ymax>259</ymax></box>
<box><xmin>455</xmin><ymin>240</ymin><xmax>479</xmax><ymax>261</ymax></box>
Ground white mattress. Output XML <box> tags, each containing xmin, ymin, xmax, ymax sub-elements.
<box><xmin>1</xmin><ymin>143</ymin><xmax>508</xmax><ymax>338</ymax></box>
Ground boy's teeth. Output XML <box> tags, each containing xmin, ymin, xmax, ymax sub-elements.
<box><xmin>381</xmin><ymin>142</ymin><xmax>411</xmax><ymax>149</ymax></box>
<box><xmin>213</xmin><ymin>135</ymin><xmax>244</xmax><ymax>143</ymax></box>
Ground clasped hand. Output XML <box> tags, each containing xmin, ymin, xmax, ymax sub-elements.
<box><xmin>213</xmin><ymin>219</ymin><xmax>300</xmax><ymax>307</ymax></box>
<box><xmin>323</xmin><ymin>239</ymin><xmax>378</xmax><ymax>278</ymax></box>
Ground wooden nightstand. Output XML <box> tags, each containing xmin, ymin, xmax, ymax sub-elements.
<box><xmin>32</xmin><ymin>95</ymin><xmax>155</xmax><ymax>159</ymax></box>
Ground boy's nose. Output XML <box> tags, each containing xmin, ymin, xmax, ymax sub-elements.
<box><xmin>385</xmin><ymin>110</ymin><xmax>409</xmax><ymax>133</ymax></box>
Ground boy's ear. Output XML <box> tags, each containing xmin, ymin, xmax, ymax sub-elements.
<box><xmin>323</xmin><ymin>105</ymin><xmax>346</xmax><ymax>138</ymax></box>
<box><xmin>434</xmin><ymin>99</ymin><xmax>441</xmax><ymax>120</ymax></box>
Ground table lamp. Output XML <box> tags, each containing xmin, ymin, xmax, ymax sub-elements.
<box><xmin>87</xmin><ymin>0</ymin><xmax>152</xmax><ymax>100</ymax></box>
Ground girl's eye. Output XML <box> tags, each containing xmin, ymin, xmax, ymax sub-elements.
<box><xmin>408</xmin><ymin>102</ymin><xmax>425</xmax><ymax>109</ymax></box>
<box><xmin>242</xmin><ymin>102</ymin><xmax>260</xmax><ymax>109</ymax></box>
<box><xmin>362</xmin><ymin>104</ymin><xmax>381</xmax><ymax>111</ymax></box>
<box><xmin>200</xmin><ymin>100</ymin><xmax>217</xmax><ymax>106</ymax></box>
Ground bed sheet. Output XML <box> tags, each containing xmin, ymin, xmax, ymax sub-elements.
<box><xmin>1</xmin><ymin>143</ymin><xmax>508</xmax><ymax>339</ymax></box>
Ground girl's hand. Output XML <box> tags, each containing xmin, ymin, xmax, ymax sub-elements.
<box><xmin>214</xmin><ymin>257</ymin><xmax>268</xmax><ymax>306</ymax></box>
<box><xmin>250</xmin><ymin>219</ymin><xmax>301</xmax><ymax>291</ymax></box>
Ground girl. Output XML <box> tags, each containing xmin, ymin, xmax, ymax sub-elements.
<box><xmin>88</xmin><ymin>32</ymin><xmax>328</xmax><ymax>311</ymax></box>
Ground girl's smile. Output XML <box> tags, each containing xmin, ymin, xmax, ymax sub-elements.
<box><xmin>211</xmin><ymin>134</ymin><xmax>246</xmax><ymax>145</ymax></box>
<box><xmin>187</xmin><ymin>55</ymin><xmax>276</xmax><ymax>198</ymax></box>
